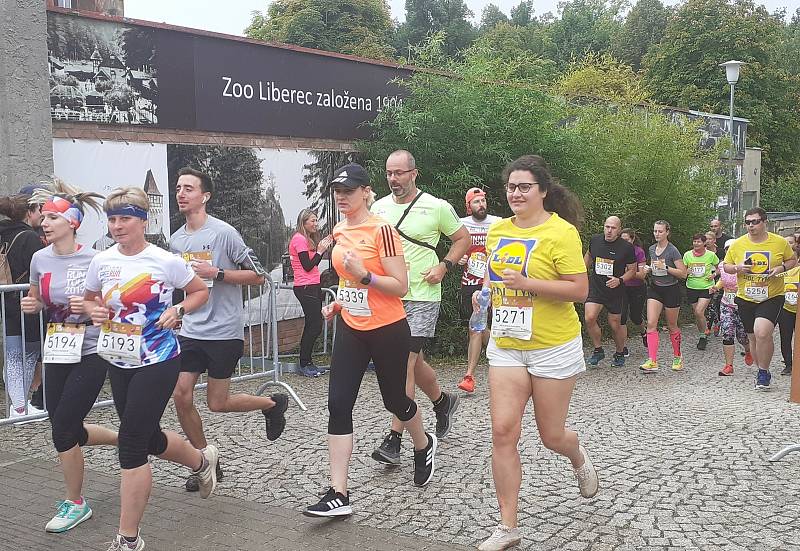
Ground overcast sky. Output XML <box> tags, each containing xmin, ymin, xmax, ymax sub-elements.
<box><xmin>125</xmin><ymin>0</ymin><xmax>799</xmax><ymax>37</ymax></box>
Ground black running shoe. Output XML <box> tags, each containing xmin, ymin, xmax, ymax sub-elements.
<box><xmin>303</xmin><ymin>487</ymin><xmax>352</xmax><ymax>517</ymax></box>
<box><xmin>697</xmin><ymin>336</ymin><xmax>708</xmax><ymax>351</ymax></box>
<box><xmin>433</xmin><ymin>392</ymin><xmax>459</xmax><ymax>439</ymax></box>
<box><xmin>413</xmin><ymin>432</ymin><xmax>437</xmax><ymax>487</ymax></box>
<box><xmin>263</xmin><ymin>393</ymin><xmax>289</xmax><ymax>441</ymax></box>
<box><xmin>781</xmin><ymin>365</ymin><xmax>793</xmax><ymax>376</ymax></box>
<box><xmin>185</xmin><ymin>460</ymin><xmax>223</xmax><ymax>492</ymax></box>
<box><xmin>371</xmin><ymin>431</ymin><xmax>402</xmax><ymax>465</ymax></box>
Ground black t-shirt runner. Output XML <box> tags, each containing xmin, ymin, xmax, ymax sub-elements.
<box><xmin>715</xmin><ymin>233</ymin><xmax>731</xmax><ymax>255</ymax></box>
<box><xmin>588</xmin><ymin>234</ymin><xmax>636</xmax><ymax>292</ymax></box>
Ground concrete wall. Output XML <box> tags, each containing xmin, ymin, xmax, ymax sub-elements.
<box><xmin>0</xmin><ymin>1</ymin><xmax>54</xmax><ymax>195</ymax></box>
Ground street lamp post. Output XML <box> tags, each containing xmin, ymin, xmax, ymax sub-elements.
<box><xmin>720</xmin><ymin>60</ymin><xmax>745</xmax><ymax>235</ymax></box>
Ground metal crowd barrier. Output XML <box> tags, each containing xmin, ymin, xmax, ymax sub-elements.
<box><xmin>0</xmin><ymin>274</ymin><xmax>305</xmax><ymax>428</ymax></box>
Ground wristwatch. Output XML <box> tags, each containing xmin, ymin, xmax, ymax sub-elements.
<box><xmin>216</xmin><ymin>268</ymin><xmax>225</xmax><ymax>281</ymax></box>
<box><xmin>174</xmin><ymin>304</ymin><xmax>185</xmax><ymax>319</ymax></box>
<box><xmin>442</xmin><ymin>259</ymin><xmax>454</xmax><ymax>271</ymax></box>
<box><xmin>360</xmin><ymin>271</ymin><xmax>373</xmax><ymax>286</ymax></box>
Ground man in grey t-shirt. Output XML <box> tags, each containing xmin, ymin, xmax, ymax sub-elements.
<box><xmin>169</xmin><ymin>167</ymin><xmax>289</xmax><ymax>493</ymax></box>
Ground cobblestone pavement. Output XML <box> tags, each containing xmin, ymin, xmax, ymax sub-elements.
<box><xmin>2</xmin><ymin>330</ymin><xmax>800</xmax><ymax>550</ymax></box>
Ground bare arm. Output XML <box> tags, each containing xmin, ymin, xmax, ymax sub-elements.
<box><xmin>668</xmin><ymin>259</ymin><xmax>688</xmax><ymax>280</ymax></box>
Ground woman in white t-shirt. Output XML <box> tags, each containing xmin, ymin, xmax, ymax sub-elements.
<box><xmin>83</xmin><ymin>187</ymin><xmax>210</xmax><ymax>551</ymax></box>
<box><xmin>21</xmin><ymin>180</ymin><xmax>118</xmax><ymax>534</ymax></box>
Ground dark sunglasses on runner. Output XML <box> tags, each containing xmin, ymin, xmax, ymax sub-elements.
<box><xmin>744</xmin><ymin>218</ymin><xmax>763</xmax><ymax>226</ymax></box>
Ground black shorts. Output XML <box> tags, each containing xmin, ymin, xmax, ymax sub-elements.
<box><xmin>178</xmin><ymin>336</ymin><xmax>244</xmax><ymax>380</ymax></box>
<box><xmin>586</xmin><ymin>282</ymin><xmax>626</xmax><ymax>315</ymax></box>
<box><xmin>460</xmin><ymin>284</ymin><xmax>492</xmax><ymax>325</ymax></box>
<box><xmin>686</xmin><ymin>287</ymin><xmax>713</xmax><ymax>305</ymax></box>
<box><xmin>647</xmin><ymin>284</ymin><xmax>682</xmax><ymax>309</ymax></box>
<box><xmin>734</xmin><ymin>295</ymin><xmax>784</xmax><ymax>334</ymax></box>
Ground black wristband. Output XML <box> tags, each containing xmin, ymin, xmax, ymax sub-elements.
<box><xmin>443</xmin><ymin>259</ymin><xmax>454</xmax><ymax>271</ymax></box>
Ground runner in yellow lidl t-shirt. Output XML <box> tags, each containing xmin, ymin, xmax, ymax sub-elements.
<box><xmin>778</xmin><ymin>266</ymin><xmax>799</xmax><ymax>375</ymax></box>
<box><xmin>723</xmin><ymin>208</ymin><xmax>797</xmax><ymax>390</ymax></box>
<box><xmin>475</xmin><ymin>155</ymin><xmax>596</xmax><ymax>551</ymax></box>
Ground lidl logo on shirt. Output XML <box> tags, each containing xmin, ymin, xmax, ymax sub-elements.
<box><xmin>488</xmin><ymin>238</ymin><xmax>537</xmax><ymax>282</ymax></box>
<box><xmin>744</xmin><ymin>251</ymin><xmax>770</xmax><ymax>274</ymax></box>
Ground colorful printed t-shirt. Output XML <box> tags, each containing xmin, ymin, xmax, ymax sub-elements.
<box><xmin>169</xmin><ymin>215</ymin><xmax>252</xmax><ymax>341</ymax></box>
<box><xmin>460</xmin><ymin>214</ymin><xmax>501</xmax><ymax>286</ymax></box>
<box><xmin>29</xmin><ymin>245</ymin><xmax>99</xmax><ymax>356</ymax></box>
<box><xmin>372</xmin><ymin>192</ymin><xmax>463</xmax><ymax>302</ymax></box>
<box><xmin>724</xmin><ymin>233</ymin><xmax>795</xmax><ymax>303</ymax></box>
<box><xmin>331</xmin><ymin>214</ymin><xmax>406</xmax><ymax>331</ymax></box>
<box><xmin>85</xmin><ymin>244</ymin><xmax>195</xmax><ymax>368</ymax></box>
<box><xmin>784</xmin><ymin>266</ymin><xmax>799</xmax><ymax>314</ymax></box>
<box><xmin>486</xmin><ymin>213</ymin><xmax>586</xmax><ymax>350</ymax></box>
<box><xmin>683</xmin><ymin>249</ymin><xmax>719</xmax><ymax>290</ymax></box>
<box><xmin>717</xmin><ymin>262</ymin><xmax>739</xmax><ymax>309</ymax></box>
<box><xmin>288</xmin><ymin>232</ymin><xmax>321</xmax><ymax>287</ymax></box>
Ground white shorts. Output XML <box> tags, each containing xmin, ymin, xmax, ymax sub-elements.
<box><xmin>487</xmin><ymin>334</ymin><xmax>586</xmax><ymax>379</ymax></box>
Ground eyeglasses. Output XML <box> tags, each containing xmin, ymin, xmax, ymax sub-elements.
<box><xmin>744</xmin><ymin>218</ymin><xmax>763</xmax><ymax>226</ymax></box>
<box><xmin>385</xmin><ymin>169</ymin><xmax>415</xmax><ymax>178</ymax></box>
<box><xmin>505</xmin><ymin>182</ymin><xmax>538</xmax><ymax>194</ymax></box>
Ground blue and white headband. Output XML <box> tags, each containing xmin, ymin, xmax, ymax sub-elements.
<box><xmin>106</xmin><ymin>204</ymin><xmax>148</xmax><ymax>220</ymax></box>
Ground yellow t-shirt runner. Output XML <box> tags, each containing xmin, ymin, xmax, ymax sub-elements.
<box><xmin>724</xmin><ymin>233</ymin><xmax>795</xmax><ymax>303</ymax></box>
<box><xmin>486</xmin><ymin>213</ymin><xmax>586</xmax><ymax>350</ymax></box>
<box><xmin>784</xmin><ymin>266</ymin><xmax>799</xmax><ymax>314</ymax></box>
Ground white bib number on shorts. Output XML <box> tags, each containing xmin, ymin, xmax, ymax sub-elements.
<box><xmin>786</xmin><ymin>291</ymin><xmax>797</xmax><ymax>306</ymax></box>
<box><xmin>689</xmin><ymin>264</ymin><xmax>706</xmax><ymax>278</ymax></box>
<box><xmin>337</xmin><ymin>282</ymin><xmax>371</xmax><ymax>317</ymax></box>
<box><xmin>723</xmin><ymin>291</ymin><xmax>737</xmax><ymax>306</ymax></box>
<box><xmin>595</xmin><ymin>257</ymin><xmax>614</xmax><ymax>277</ymax></box>
<box><xmin>97</xmin><ymin>321</ymin><xmax>143</xmax><ymax>364</ymax></box>
<box><xmin>744</xmin><ymin>283</ymin><xmax>769</xmax><ymax>302</ymax></box>
<box><xmin>43</xmin><ymin>323</ymin><xmax>85</xmax><ymax>364</ymax></box>
<box><xmin>491</xmin><ymin>296</ymin><xmax>533</xmax><ymax>340</ymax></box>
<box><xmin>467</xmin><ymin>252</ymin><xmax>487</xmax><ymax>278</ymax></box>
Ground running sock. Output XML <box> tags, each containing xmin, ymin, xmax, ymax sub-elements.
<box><xmin>646</xmin><ymin>331</ymin><xmax>659</xmax><ymax>361</ymax></box>
<box><xmin>122</xmin><ymin>534</ymin><xmax>138</xmax><ymax>544</ymax></box>
<box><xmin>431</xmin><ymin>393</ymin><xmax>445</xmax><ymax>408</ymax></box>
<box><xmin>389</xmin><ymin>429</ymin><xmax>402</xmax><ymax>440</ymax></box>
<box><xmin>670</xmin><ymin>330</ymin><xmax>682</xmax><ymax>356</ymax></box>
<box><xmin>194</xmin><ymin>454</ymin><xmax>207</xmax><ymax>473</ymax></box>
<box><xmin>71</xmin><ymin>496</ymin><xmax>84</xmax><ymax>505</ymax></box>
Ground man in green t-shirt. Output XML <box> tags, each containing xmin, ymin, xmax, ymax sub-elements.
<box><xmin>683</xmin><ymin>233</ymin><xmax>719</xmax><ymax>350</ymax></box>
<box><xmin>370</xmin><ymin>149</ymin><xmax>470</xmax><ymax>465</ymax></box>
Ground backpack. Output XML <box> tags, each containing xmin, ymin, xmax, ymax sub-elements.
<box><xmin>0</xmin><ymin>231</ymin><xmax>25</xmax><ymax>285</ymax></box>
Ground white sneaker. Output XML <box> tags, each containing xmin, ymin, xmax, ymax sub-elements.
<box><xmin>195</xmin><ymin>445</ymin><xmax>219</xmax><ymax>499</ymax></box>
<box><xmin>478</xmin><ymin>524</ymin><xmax>522</xmax><ymax>551</ymax></box>
<box><xmin>26</xmin><ymin>401</ymin><xmax>45</xmax><ymax>415</ymax></box>
<box><xmin>106</xmin><ymin>533</ymin><xmax>145</xmax><ymax>550</ymax></box>
<box><xmin>574</xmin><ymin>445</ymin><xmax>599</xmax><ymax>498</ymax></box>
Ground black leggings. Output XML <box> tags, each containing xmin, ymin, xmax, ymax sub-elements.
<box><xmin>45</xmin><ymin>354</ymin><xmax>108</xmax><ymax>453</ymax></box>
<box><xmin>778</xmin><ymin>309</ymin><xmax>796</xmax><ymax>368</ymax></box>
<box><xmin>328</xmin><ymin>318</ymin><xmax>417</xmax><ymax>435</ymax></box>
<box><xmin>108</xmin><ymin>357</ymin><xmax>180</xmax><ymax>469</ymax></box>
<box><xmin>622</xmin><ymin>285</ymin><xmax>646</xmax><ymax>326</ymax></box>
<box><xmin>293</xmin><ymin>284</ymin><xmax>323</xmax><ymax>366</ymax></box>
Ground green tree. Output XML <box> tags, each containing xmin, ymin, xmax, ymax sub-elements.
<box><xmin>776</xmin><ymin>8</ymin><xmax>800</xmax><ymax>76</ymax></box>
<box><xmin>167</xmin><ymin>145</ymin><xmax>285</xmax><ymax>270</ymax></box>
<box><xmin>395</xmin><ymin>0</ymin><xmax>477</xmax><ymax>58</ymax></box>
<box><xmin>465</xmin><ymin>22</ymin><xmax>558</xmax><ymax>83</ymax></box>
<box><xmin>245</xmin><ymin>0</ymin><xmax>395</xmax><ymax>60</ymax></box>
<box><xmin>761</xmin><ymin>171</ymin><xmax>800</xmax><ymax>212</ymax></box>
<box><xmin>613</xmin><ymin>0</ymin><xmax>668</xmax><ymax>72</ymax></box>
<box><xmin>480</xmin><ymin>4</ymin><xmax>508</xmax><ymax>32</ymax></box>
<box><xmin>510</xmin><ymin>1</ymin><xmax>535</xmax><ymax>26</ymax></box>
<box><xmin>643</xmin><ymin>0</ymin><xmax>800</xmax><ymax>179</ymax></box>
<box><xmin>547</xmin><ymin>0</ymin><xmax>625</xmax><ymax>67</ymax></box>
<box><xmin>557</xmin><ymin>52</ymin><xmax>650</xmax><ymax>103</ymax></box>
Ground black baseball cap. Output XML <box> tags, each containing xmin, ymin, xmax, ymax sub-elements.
<box><xmin>329</xmin><ymin>163</ymin><xmax>369</xmax><ymax>189</ymax></box>
<box><xmin>18</xmin><ymin>184</ymin><xmax>48</xmax><ymax>197</ymax></box>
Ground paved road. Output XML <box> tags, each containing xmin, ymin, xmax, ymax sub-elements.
<box><xmin>2</xmin><ymin>331</ymin><xmax>800</xmax><ymax>550</ymax></box>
